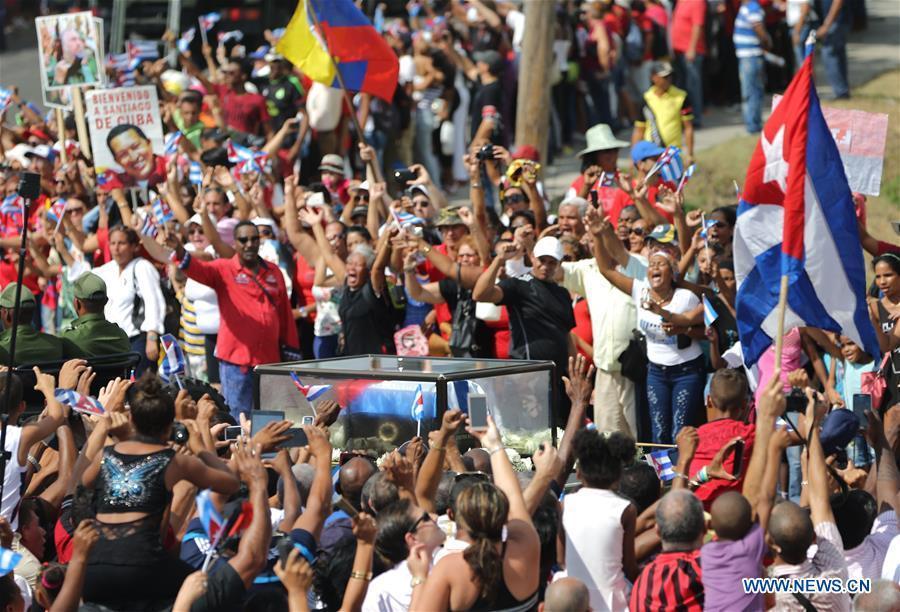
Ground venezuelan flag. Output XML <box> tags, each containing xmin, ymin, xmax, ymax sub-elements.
<box><xmin>276</xmin><ymin>0</ymin><xmax>399</xmax><ymax>102</ymax></box>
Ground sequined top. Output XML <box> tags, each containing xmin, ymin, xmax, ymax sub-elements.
<box><xmin>95</xmin><ymin>447</ymin><xmax>175</xmax><ymax>515</ymax></box>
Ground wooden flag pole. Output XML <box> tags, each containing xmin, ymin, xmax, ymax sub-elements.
<box><xmin>774</xmin><ymin>275</ymin><xmax>790</xmax><ymax>368</ymax></box>
<box><xmin>306</xmin><ymin>0</ymin><xmax>384</xmax><ymax>185</ymax></box>
<box><xmin>55</xmin><ymin>108</ymin><xmax>67</xmax><ymax>165</ymax></box>
<box><xmin>71</xmin><ymin>88</ymin><xmax>92</xmax><ymax>161</ymax></box>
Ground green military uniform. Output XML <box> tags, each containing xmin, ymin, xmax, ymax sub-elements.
<box><xmin>0</xmin><ymin>284</ymin><xmax>65</xmax><ymax>365</ymax></box>
<box><xmin>59</xmin><ymin>272</ymin><xmax>131</xmax><ymax>358</ymax></box>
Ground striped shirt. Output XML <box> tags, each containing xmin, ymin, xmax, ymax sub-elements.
<box><xmin>733</xmin><ymin>1</ymin><xmax>765</xmax><ymax>58</ymax></box>
<box><xmin>630</xmin><ymin>549</ymin><xmax>704</xmax><ymax>611</ymax></box>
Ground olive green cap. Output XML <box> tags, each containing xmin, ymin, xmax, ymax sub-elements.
<box><xmin>0</xmin><ymin>284</ymin><xmax>36</xmax><ymax>308</ymax></box>
<box><xmin>72</xmin><ymin>272</ymin><xmax>108</xmax><ymax>302</ymax></box>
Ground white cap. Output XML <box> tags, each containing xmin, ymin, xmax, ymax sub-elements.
<box><xmin>252</xmin><ymin>216</ymin><xmax>279</xmax><ymax>237</ymax></box>
<box><xmin>306</xmin><ymin>192</ymin><xmax>326</xmax><ymax>208</ymax></box>
<box><xmin>358</xmin><ymin>180</ymin><xmax>370</xmax><ymax>191</ymax></box>
<box><xmin>533</xmin><ymin>236</ymin><xmax>563</xmax><ymax>261</ymax></box>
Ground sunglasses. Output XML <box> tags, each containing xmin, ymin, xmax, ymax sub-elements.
<box><xmin>188</xmin><ymin>226</ymin><xmax>204</xmax><ymax>235</ymax></box>
<box><xmin>259</xmin><ymin>228</ymin><xmax>274</xmax><ymax>237</ymax></box>
<box><xmin>67</xmin><ymin>207</ymin><xmax>85</xmax><ymax>214</ymax></box>
<box><xmin>630</xmin><ymin>227</ymin><xmax>646</xmax><ymax>236</ymax></box>
<box><xmin>503</xmin><ymin>194</ymin><xmax>526</xmax><ymax>205</ymax></box>
<box><xmin>236</xmin><ymin>236</ymin><xmax>260</xmax><ymax>244</ymax></box>
<box><xmin>407</xmin><ymin>512</ymin><xmax>434</xmax><ymax>534</ymax></box>
<box><xmin>354</xmin><ymin>193</ymin><xmax>370</xmax><ymax>202</ymax></box>
<box><xmin>412</xmin><ymin>200</ymin><xmax>430</xmax><ymax>208</ymax></box>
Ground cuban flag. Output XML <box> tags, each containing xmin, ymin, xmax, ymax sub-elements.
<box><xmin>677</xmin><ymin>164</ymin><xmax>696</xmax><ymax>193</ymax></box>
<box><xmin>733</xmin><ymin>55</ymin><xmax>879</xmax><ymax>367</ymax></box>
<box><xmin>164</xmin><ymin>131</ymin><xmax>182</xmax><ymax>157</ymax></box>
<box><xmin>53</xmin><ymin>389</ymin><xmax>105</xmax><ymax>415</ymax></box>
<box><xmin>198</xmin><ymin>11</ymin><xmax>221</xmax><ymax>32</ymax></box>
<box><xmin>595</xmin><ymin>171</ymin><xmax>617</xmax><ymax>188</ymax></box>
<box><xmin>188</xmin><ymin>161</ymin><xmax>203</xmax><ymax>186</ymax></box>
<box><xmin>647</xmin><ymin>146</ymin><xmax>683</xmax><ymax>182</ymax></box>
<box><xmin>158</xmin><ymin>333</ymin><xmax>186</xmax><ymax>383</ymax></box>
<box><xmin>150</xmin><ymin>198</ymin><xmax>174</xmax><ymax>226</ymax></box>
<box><xmin>127</xmin><ymin>40</ymin><xmax>160</xmax><ymax>61</ymax></box>
<box><xmin>217</xmin><ymin>30</ymin><xmax>243</xmax><ymax>45</ymax></box>
<box><xmin>0</xmin><ymin>87</ymin><xmax>12</xmax><ymax>113</ymax></box>
<box><xmin>390</xmin><ymin>209</ymin><xmax>424</xmax><ymax>227</ymax></box>
<box><xmin>177</xmin><ymin>28</ymin><xmax>196</xmax><ymax>54</ymax></box>
<box><xmin>196</xmin><ymin>489</ymin><xmax>225</xmax><ymax>545</ymax></box>
<box><xmin>140</xmin><ymin>214</ymin><xmax>158</xmax><ymax>238</ymax></box>
<box><xmin>0</xmin><ymin>547</ymin><xmax>21</xmax><ymax>577</ymax></box>
<box><xmin>227</xmin><ymin>140</ymin><xmax>259</xmax><ymax>164</ymax></box>
<box><xmin>45</xmin><ymin>198</ymin><xmax>67</xmax><ymax>225</ymax></box>
<box><xmin>290</xmin><ymin>372</ymin><xmax>331</xmax><ymax>401</ymax></box>
<box><xmin>645</xmin><ymin>449</ymin><xmax>676</xmax><ymax>482</ymax></box>
<box><xmin>703</xmin><ymin>294</ymin><xmax>719</xmax><ymax>328</ymax></box>
<box><xmin>699</xmin><ymin>218</ymin><xmax>718</xmax><ymax>240</ymax></box>
<box><xmin>410</xmin><ymin>384</ymin><xmax>425</xmax><ymax>421</ymax></box>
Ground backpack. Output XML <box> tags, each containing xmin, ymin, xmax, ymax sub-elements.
<box><xmin>624</xmin><ymin>21</ymin><xmax>645</xmax><ymax>63</ymax></box>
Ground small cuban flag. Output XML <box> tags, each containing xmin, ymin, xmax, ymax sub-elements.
<box><xmin>699</xmin><ymin>218</ymin><xmax>718</xmax><ymax>240</ymax></box>
<box><xmin>150</xmin><ymin>197</ymin><xmax>174</xmax><ymax>226</ymax></box>
<box><xmin>411</xmin><ymin>384</ymin><xmax>425</xmax><ymax>436</ymax></box>
<box><xmin>677</xmin><ymin>164</ymin><xmax>696</xmax><ymax>194</ymax></box>
<box><xmin>158</xmin><ymin>334</ymin><xmax>186</xmax><ymax>384</ymax></box>
<box><xmin>227</xmin><ymin>140</ymin><xmax>258</xmax><ymax>164</ymax></box>
<box><xmin>198</xmin><ymin>11</ymin><xmax>221</xmax><ymax>32</ymax></box>
<box><xmin>645</xmin><ymin>449</ymin><xmax>676</xmax><ymax>482</ymax></box>
<box><xmin>0</xmin><ymin>87</ymin><xmax>12</xmax><ymax>114</ymax></box>
<box><xmin>196</xmin><ymin>489</ymin><xmax>224</xmax><ymax>546</ymax></box>
<box><xmin>177</xmin><ymin>28</ymin><xmax>196</xmax><ymax>54</ymax></box>
<box><xmin>140</xmin><ymin>214</ymin><xmax>158</xmax><ymax>238</ymax></box>
<box><xmin>164</xmin><ymin>131</ymin><xmax>182</xmax><ymax>157</ymax></box>
<box><xmin>390</xmin><ymin>208</ymin><xmax>425</xmax><ymax>228</ymax></box>
<box><xmin>646</xmin><ymin>146</ymin><xmax>683</xmax><ymax>182</ymax></box>
<box><xmin>53</xmin><ymin>389</ymin><xmax>105</xmax><ymax>416</ymax></box>
<box><xmin>127</xmin><ymin>39</ymin><xmax>160</xmax><ymax>61</ymax></box>
<box><xmin>0</xmin><ymin>547</ymin><xmax>21</xmax><ymax>577</ymax></box>
<box><xmin>188</xmin><ymin>161</ymin><xmax>203</xmax><ymax>186</ymax></box>
<box><xmin>217</xmin><ymin>30</ymin><xmax>243</xmax><ymax>45</ymax></box>
<box><xmin>290</xmin><ymin>372</ymin><xmax>331</xmax><ymax>402</ymax></box>
<box><xmin>703</xmin><ymin>294</ymin><xmax>719</xmax><ymax>329</ymax></box>
<box><xmin>596</xmin><ymin>171</ymin><xmax>617</xmax><ymax>188</ymax></box>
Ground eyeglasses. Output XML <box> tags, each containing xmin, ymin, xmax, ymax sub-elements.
<box><xmin>407</xmin><ymin>512</ymin><xmax>434</xmax><ymax>534</ymax></box>
<box><xmin>68</xmin><ymin>207</ymin><xmax>85</xmax><ymax>214</ymax></box>
<box><xmin>220</xmin><ymin>68</ymin><xmax>238</xmax><ymax>75</ymax></box>
<box><xmin>630</xmin><ymin>227</ymin><xmax>646</xmax><ymax>236</ymax></box>
<box><xmin>236</xmin><ymin>236</ymin><xmax>260</xmax><ymax>244</ymax></box>
<box><xmin>458</xmin><ymin>252</ymin><xmax>478</xmax><ymax>260</ymax></box>
<box><xmin>503</xmin><ymin>194</ymin><xmax>526</xmax><ymax>205</ymax></box>
<box><xmin>54</xmin><ymin>178</ymin><xmax>67</xmax><ymax>185</ymax></box>
<box><xmin>354</xmin><ymin>193</ymin><xmax>370</xmax><ymax>202</ymax></box>
<box><xmin>412</xmin><ymin>200</ymin><xmax>430</xmax><ymax>208</ymax></box>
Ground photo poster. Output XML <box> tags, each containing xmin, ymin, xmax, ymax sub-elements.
<box><xmin>85</xmin><ymin>85</ymin><xmax>165</xmax><ymax>188</ymax></box>
<box><xmin>35</xmin><ymin>12</ymin><xmax>104</xmax><ymax>95</ymax></box>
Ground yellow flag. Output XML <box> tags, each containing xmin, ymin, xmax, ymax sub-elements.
<box><xmin>275</xmin><ymin>0</ymin><xmax>335</xmax><ymax>86</ymax></box>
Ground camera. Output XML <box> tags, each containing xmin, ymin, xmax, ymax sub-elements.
<box><xmin>393</xmin><ymin>168</ymin><xmax>417</xmax><ymax>185</ymax></box>
<box><xmin>171</xmin><ymin>422</ymin><xmax>189</xmax><ymax>445</ymax></box>
<box><xmin>785</xmin><ymin>388</ymin><xmax>807</xmax><ymax>413</ymax></box>
<box><xmin>476</xmin><ymin>144</ymin><xmax>495</xmax><ymax>162</ymax></box>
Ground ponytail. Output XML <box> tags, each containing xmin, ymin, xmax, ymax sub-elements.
<box><xmin>464</xmin><ymin>536</ymin><xmax>504</xmax><ymax>603</ymax></box>
<box><xmin>455</xmin><ymin>481</ymin><xmax>510</xmax><ymax>604</ymax></box>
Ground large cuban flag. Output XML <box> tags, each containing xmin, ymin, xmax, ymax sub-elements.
<box><xmin>734</xmin><ymin>54</ymin><xmax>879</xmax><ymax>367</ymax></box>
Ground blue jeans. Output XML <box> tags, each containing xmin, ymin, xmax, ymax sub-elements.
<box><xmin>313</xmin><ymin>335</ymin><xmax>339</xmax><ymax>359</ymax></box>
<box><xmin>645</xmin><ymin>356</ymin><xmax>706</xmax><ymax>444</ymax></box>
<box><xmin>674</xmin><ymin>53</ymin><xmax>704</xmax><ymax>127</ymax></box>
<box><xmin>786</xmin><ymin>445</ymin><xmax>802</xmax><ymax>503</ymax></box>
<box><xmin>819</xmin><ymin>22</ymin><xmax>850</xmax><ymax>98</ymax></box>
<box><xmin>220</xmin><ymin>360</ymin><xmax>254</xmax><ymax>420</ymax></box>
<box><xmin>586</xmin><ymin>74</ymin><xmax>613</xmax><ymax>128</ymax></box>
<box><xmin>413</xmin><ymin>108</ymin><xmax>442</xmax><ymax>190</ymax></box>
<box><xmin>738</xmin><ymin>55</ymin><xmax>765</xmax><ymax>133</ymax></box>
<box><xmin>792</xmin><ymin>24</ymin><xmax>812</xmax><ymax>71</ymax></box>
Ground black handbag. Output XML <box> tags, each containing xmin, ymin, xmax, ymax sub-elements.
<box><xmin>618</xmin><ymin>329</ymin><xmax>648</xmax><ymax>383</ymax></box>
<box><xmin>448</xmin><ymin>268</ymin><xmax>479</xmax><ymax>358</ymax></box>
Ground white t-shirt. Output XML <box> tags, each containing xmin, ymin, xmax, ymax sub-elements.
<box><xmin>786</xmin><ymin>0</ymin><xmax>813</xmax><ymax>26</ymax></box>
<box><xmin>631</xmin><ymin>279</ymin><xmax>702</xmax><ymax>366</ymax></box>
<box><xmin>1</xmin><ymin>426</ymin><xmax>24</xmax><ymax>530</ymax></box>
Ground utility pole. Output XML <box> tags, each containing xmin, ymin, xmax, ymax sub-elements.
<box><xmin>515</xmin><ymin>0</ymin><xmax>556</xmax><ymax>161</ymax></box>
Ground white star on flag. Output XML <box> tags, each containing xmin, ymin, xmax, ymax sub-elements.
<box><xmin>762</xmin><ymin>125</ymin><xmax>789</xmax><ymax>193</ymax></box>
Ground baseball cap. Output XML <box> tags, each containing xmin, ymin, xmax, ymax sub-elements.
<box><xmin>0</xmin><ymin>284</ymin><xmax>36</xmax><ymax>309</ymax></box>
<box><xmin>408</xmin><ymin>185</ymin><xmax>429</xmax><ymax>199</ymax></box>
<box><xmin>252</xmin><ymin>217</ymin><xmax>279</xmax><ymax>238</ymax></box>
<box><xmin>631</xmin><ymin>141</ymin><xmax>666</xmax><ymax>164</ymax></box>
<box><xmin>647</xmin><ymin>224</ymin><xmax>677</xmax><ymax>244</ymax></box>
<box><xmin>435</xmin><ymin>207</ymin><xmax>464</xmax><ymax>227</ymax></box>
<box><xmin>533</xmin><ymin>236</ymin><xmax>563</xmax><ymax>261</ymax></box>
<box><xmin>474</xmin><ymin>49</ymin><xmax>504</xmax><ymax>75</ymax></box>
<box><xmin>820</xmin><ymin>408</ymin><xmax>860</xmax><ymax>456</ymax></box>
<box><xmin>358</xmin><ymin>180</ymin><xmax>370</xmax><ymax>192</ymax></box>
<box><xmin>318</xmin><ymin>154</ymin><xmax>344</xmax><ymax>175</ymax></box>
<box><xmin>72</xmin><ymin>272</ymin><xmax>108</xmax><ymax>303</ymax></box>
<box><xmin>511</xmin><ymin>144</ymin><xmax>540</xmax><ymax>162</ymax></box>
<box><xmin>25</xmin><ymin>145</ymin><xmax>56</xmax><ymax>162</ymax></box>
<box><xmin>652</xmin><ymin>61</ymin><xmax>674</xmax><ymax>78</ymax></box>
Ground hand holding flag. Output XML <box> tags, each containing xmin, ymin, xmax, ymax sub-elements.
<box><xmin>677</xmin><ymin>164</ymin><xmax>696</xmax><ymax>194</ymax></box>
<box><xmin>54</xmin><ymin>389</ymin><xmax>105</xmax><ymax>416</ymax></box>
<box><xmin>290</xmin><ymin>373</ymin><xmax>332</xmax><ymax>402</ymax></box>
<box><xmin>645</xmin><ymin>450</ymin><xmax>676</xmax><ymax>482</ymax></box>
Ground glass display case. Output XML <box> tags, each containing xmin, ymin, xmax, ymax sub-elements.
<box><xmin>254</xmin><ymin>356</ymin><xmax>557</xmax><ymax>456</ymax></box>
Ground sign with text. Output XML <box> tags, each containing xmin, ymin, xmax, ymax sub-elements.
<box><xmin>85</xmin><ymin>86</ymin><xmax>165</xmax><ymax>190</ymax></box>
<box><xmin>773</xmin><ymin>95</ymin><xmax>888</xmax><ymax>196</ymax></box>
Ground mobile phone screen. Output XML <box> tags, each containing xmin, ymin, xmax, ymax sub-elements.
<box><xmin>277</xmin><ymin>428</ymin><xmax>309</xmax><ymax>448</ymax></box>
<box><xmin>301</xmin><ymin>416</ymin><xmax>315</xmax><ymax>426</ymax></box>
<box><xmin>224</xmin><ymin>426</ymin><xmax>243</xmax><ymax>441</ymax></box>
<box><xmin>251</xmin><ymin>410</ymin><xmax>285</xmax><ymax>459</ymax></box>
<box><xmin>468</xmin><ymin>394</ymin><xmax>488</xmax><ymax>429</ymax></box>
<box><xmin>852</xmin><ymin>393</ymin><xmax>871</xmax><ymax>429</ymax></box>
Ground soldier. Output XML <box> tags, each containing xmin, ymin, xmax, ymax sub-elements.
<box><xmin>60</xmin><ymin>272</ymin><xmax>131</xmax><ymax>358</ymax></box>
<box><xmin>0</xmin><ymin>283</ymin><xmax>64</xmax><ymax>365</ymax></box>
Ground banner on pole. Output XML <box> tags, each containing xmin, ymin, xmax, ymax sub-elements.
<box><xmin>773</xmin><ymin>95</ymin><xmax>888</xmax><ymax>196</ymax></box>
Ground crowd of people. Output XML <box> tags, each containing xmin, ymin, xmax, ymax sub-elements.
<box><xmin>0</xmin><ymin>0</ymin><xmax>894</xmax><ymax>609</ymax></box>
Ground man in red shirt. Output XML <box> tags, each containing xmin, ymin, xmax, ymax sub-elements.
<box><xmin>215</xmin><ymin>61</ymin><xmax>272</xmax><ymax>138</ymax></box>
<box><xmin>172</xmin><ymin>221</ymin><xmax>297</xmax><ymax>418</ymax></box>
<box><xmin>688</xmin><ymin>368</ymin><xmax>756</xmax><ymax>510</ymax></box>
<box><xmin>670</xmin><ymin>0</ymin><xmax>707</xmax><ymax>128</ymax></box>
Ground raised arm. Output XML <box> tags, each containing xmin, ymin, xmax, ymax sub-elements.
<box><xmin>555</xmin><ymin>355</ymin><xmax>595</xmax><ymax>488</ymax></box>
<box><xmin>618</xmin><ymin>174</ymin><xmax>666</xmax><ymax>228</ymax></box>
<box><xmin>585</xmin><ymin>206</ymin><xmax>635</xmax><ymax>296</ymax></box>
<box><xmin>370</xmin><ymin>226</ymin><xmax>394</xmax><ymax>297</ymax></box>
<box><xmin>803</xmin><ymin>389</ymin><xmax>835</xmax><ymax>526</ymax></box>
<box><xmin>292</xmin><ymin>425</ymin><xmax>333</xmax><ymax>540</ymax></box>
<box><xmin>743</xmin><ymin>372</ymin><xmax>784</xmax><ymax>515</ymax></box>
<box><xmin>415</xmin><ymin>409</ymin><xmax>465</xmax><ymax>514</ymax></box>
<box><xmin>403</xmin><ymin>252</ymin><xmax>444</xmax><ymax>305</ymax></box>
<box><xmin>472</xmin><ymin>248</ymin><xmax>510</xmax><ymax>304</ymax></box>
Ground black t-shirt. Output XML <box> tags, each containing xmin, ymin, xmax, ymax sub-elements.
<box><xmin>470</xmin><ymin>79</ymin><xmax>504</xmax><ymax>138</ymax></box>
<box><xmin>338</xmin><ymin>281</ymin><xmax>392</xmax><ymax>355</ymax></box>
<box><xmin>498</xmin><ymin>274</ymin><xmax>575</xmax><ymax>373</ymax></box>
<box><xmin>262</xmin><ymin>76</ymin><xmax>303</xmax><ymax>130</ymax></box>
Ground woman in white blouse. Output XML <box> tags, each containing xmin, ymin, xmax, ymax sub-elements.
<box><xmin>94</xmin><ymin>226</ymin><xmax>166</xmax><ymax>375</ymax></box>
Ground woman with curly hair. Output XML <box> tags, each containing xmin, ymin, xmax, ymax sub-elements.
<box><xmin>408</xmin><ymin>415</ymin><xmax>540</xmax><ymax>610</ymax></box>
<box><xmin>561</xmin><ymin>428</ymin><xmax>639</xmax><ymax>611</ymax></box>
